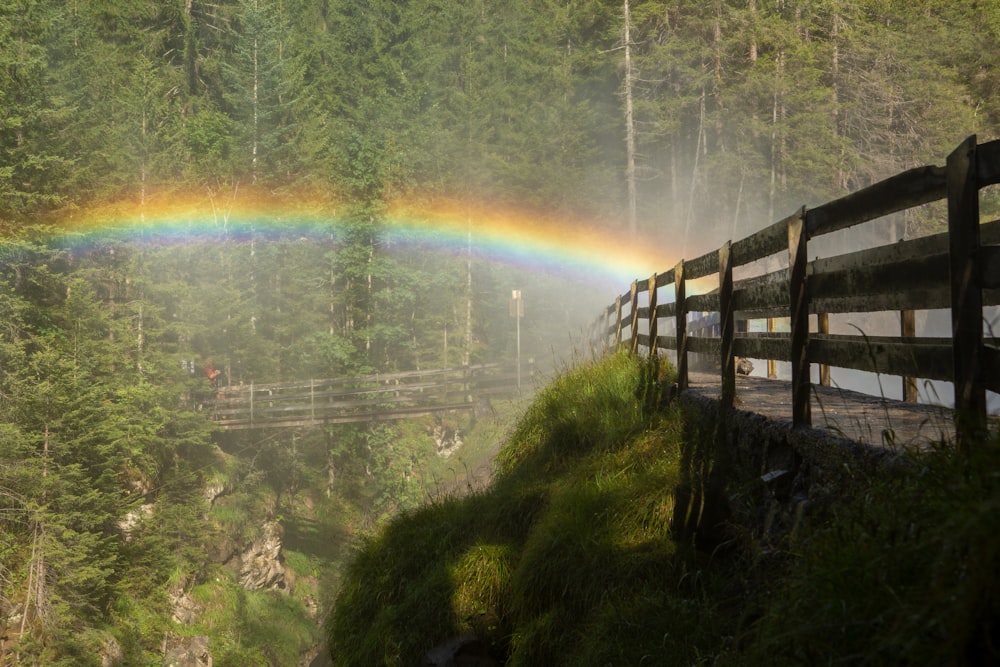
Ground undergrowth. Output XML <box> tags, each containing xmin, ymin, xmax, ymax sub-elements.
<box><xmin>327</xmin><ymin>349</ymin><xmax>1000</xmax><ymax>666</ymax></box>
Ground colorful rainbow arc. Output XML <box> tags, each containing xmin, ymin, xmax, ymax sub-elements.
<box><xmin>32</xmin><ymin>196</ymin><xmax>674</xmax><ymax>292</ymax></box>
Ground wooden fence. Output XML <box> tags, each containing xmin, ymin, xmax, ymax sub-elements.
<box><xmin>211</xmin><ymin>363</ymin><xmax>521</xmax><ymax>430</ymax></box>
<box><xmin>591</xmin><ymin>135</ymin><xmax>1000</xmax><ymax>448</ymax></box>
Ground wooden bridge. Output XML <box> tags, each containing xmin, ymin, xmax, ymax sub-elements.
<box><xmin>592</xmin><ymin>134</ymin><xmax>1000</xmax><ymax>448</ymax></box>
<box><xmin>210</xmin><ymin>363</ymin><xmax>524</xmax><ymax>430</ymax></box>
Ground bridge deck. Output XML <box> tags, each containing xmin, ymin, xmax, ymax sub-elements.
<box><xmin>686</xmin><ymin>371</ymin><xmax>956</xmax><ymax>448</ymax></box>
<box><xmin>210</xmin><ymin>363</ymin><xmax>523</xmax><ymax>430</ymax></box>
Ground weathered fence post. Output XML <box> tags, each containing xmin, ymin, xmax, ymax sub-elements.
<box><xmin>788</xmin><ymin>207</ymin><xmax>811</xmax><ymax>428</ymax></box>
<box><xmin>629</xmin><ymin>280</ymin><xmax>640</xmax><ymax>354</ymax></box>
<box><xmin>647</xmin><ymin>272</ymin><xmax>658</xmax><ymax>361</ymax></box>
<box><xmin>947</xmin><ymin>135</ymin><xmax>986</xmax><ymax>448</ymax></box>
<box><xmin>767</xmin><ymin>317</ymin><xmax>777</xmax><ymax>379</ymax></box>
<box><xmin>900</xmin><ymin>309</ymin><xmax>918</xmax><ymax>402</ymax></box>
<box><xmin>719</xmin><ymin>242</ymin><xmax>735</xmax><ymax>409</ymax></box>
<box><xmin>614</xmin><ymin>293</ymin><xmax>624</xmax><ymax>347</ymax></box>
<box><xmin>817</xmin><ymin>312</ymin><xmax>830</xmax><ymax>387</ymax></box>
<box><xmin>675</xmin><ymin>260</ymin><xmax>688</xmax><ymax>391</ymax></box>
<box><xmin>603</xmin><ymin>305</ymin><xmax>613</xmax><ymax>353</ymax></box>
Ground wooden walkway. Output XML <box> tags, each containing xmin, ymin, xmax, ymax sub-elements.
<box><xmin>686</xmin><ymin>371</ymin><xmax>957</xmax><ymax>449</ymax></box>
<box><xmin>210</xmin><ymin>363</ymin><xmax>523</xmax><ymax>430</ymax></box>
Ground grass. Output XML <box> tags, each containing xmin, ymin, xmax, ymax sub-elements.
<box><xmin>327</xmin><ymin>349</ymin><xmax>1000</xmax><ymax>666</ymax></box>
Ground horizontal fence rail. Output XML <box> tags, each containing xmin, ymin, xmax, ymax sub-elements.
<box><xmin>591</xmin><ymin>135</ymin><xmax>1000</xmax><ymax>448</ymax></box>
<box><xmin>210</xmin><ymin>363</ymin><xmax>521</xmax><ymax>430</ymax></box>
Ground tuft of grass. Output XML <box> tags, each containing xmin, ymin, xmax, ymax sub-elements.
<box><xmin>735</xmin><ymin>436</ymin><xmax>1000</xmax><ymax>666</ymax></box>
<box><xmin>329</xmin><ymin>351</ymin><xmax>700</xmax><ymax>665</ymax></box>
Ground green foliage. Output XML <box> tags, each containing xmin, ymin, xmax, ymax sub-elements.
<box><xmin>737</xmin><ymin>437</ymin><xmax>1000</xmax><ymax>666</ymax></box>
<box><xmin>329</xmin><ymin>352</ymin><xmax>697</xmax><ymax>665</ymax></box>
<box><xmin>329</xmin><ymin>351</ymin><xmax>1000</xmax><ymax>666</ymax></box>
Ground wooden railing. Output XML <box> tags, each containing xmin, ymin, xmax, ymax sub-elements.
<box><xmin>591</xmin><ymin>135</ymin><xmax>1000</xmax><ymax>447</ymax></box>
<box><xmin>210</xmin><ymin>363</ymin><xmax>522</xmax><ymax>430</ymax></box>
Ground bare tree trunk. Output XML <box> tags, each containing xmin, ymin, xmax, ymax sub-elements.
<box><xmin>712</xmin><ymin>0</ymin><xmax>725</xmax><ymax>152</ymax></box>
<box><xmin>251</xmin><ymin>0</ymin><xmax>260</xmax><ymax>184</ymax></box>
<box><xmin>683</xmin><ymin>86</ymin><xmax>706</xmax><ymax>256</ymax></box>
<box><xmin>831</xmin><ymin>7</ymin><xmax>844</xmax><ymax>191</ymax></box>
<box><xmin>623</xmin><ymin>0</ymin><xmax>638</xmax><ymax>237</ymax></box>
<box><xmin>768</xmin><ymin>52</ymin><xmax>784</xmax><ymax>223</ymax></box>
<box><xmin>464</xmin><ymin>222</ymin><xmax>472</xmax><ymax>366</ymax></box>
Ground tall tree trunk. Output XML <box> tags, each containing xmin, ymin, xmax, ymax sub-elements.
<box><xmin>623</xmin><ymin>0</ymin><xmax>638</xmax><ymax>237</ymax></box>
<box><xmin>768</xmin><ymin>52</ymin><xmax>784</xmax><ymax>223</ymax></box>
<box><xmin>463</xmin><ymin>221</ymin><xmax>472</xmax><ymax>366</ymax></box>
<box><xmin>683</xmin><ymin>86</ymin><xmax>706</xmax><ymax>255</ymax></box>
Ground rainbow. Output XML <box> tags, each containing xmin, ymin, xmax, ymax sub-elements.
<box><xmin>32</xmin><ymin>191</ymin><xmax>675</xmax><ymax>293</ymax></box>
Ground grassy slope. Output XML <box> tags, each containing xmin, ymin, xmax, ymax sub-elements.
<box><xmin>328</xmin><ymin>351</ymin><xmax>1000</xmax><ymax>666</ymax></box>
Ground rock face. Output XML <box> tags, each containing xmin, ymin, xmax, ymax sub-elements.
<box><xmin>239</xmin><ymin>521</ymin><xmax>286</xmax><ymax>591</ymax></box>
<box><xmin>118</xmin><ymin>503</ymin><xmax>154</xmax><ymax>541</ymax></box>
<box><xmin>432</xmin><ymin>420</ymin><xmax>463</xmax><ymax>458</ymax></box>
<box><xmin>163</xmin><ymin>636</ymin><xmax>212</xmax><ymax>667</ymax></box>
<box><xmin>169</xmin><ymin>587</ymin><xmax>202</xmax><ymax>625</ymax></box>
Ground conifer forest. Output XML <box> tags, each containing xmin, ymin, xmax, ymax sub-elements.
<box><xmin>0</xmin><ymin>1</ymin><xmax>999</xmax><ymax>664</ymax></box>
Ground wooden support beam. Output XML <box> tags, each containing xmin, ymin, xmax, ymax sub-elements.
<box><xmin>675</xmin><ymin>260</ymin><xmax>688</xmax><ymax>391</ymax></box>
<box><xmin>767</xmin><ymin>317</ymin><xmax>777</xmax><ymax>379</ymax></box>
<box><xmin>719</xmin><ymin>242</ymin><xmax>735</xmax><ymax>408</ymax></box>
<box><xmin>788</xmin><ymin>207</ymin><xmax>811</xmax><ymax>428</ymax></box>
<box><xmin>629</xmin><ymin>280</ymin><xmax>640</xmax><ymax>354</ymax></box>
<box><xmin>647</xmin><ymin>272</ymin><xmax>658</xmax><ymax>360</ymax></box>
<box><xmin>901</xmin><ymin>310</ymin><xmax>917</xmax><ymax>402</ymax></box>
<box><xmin>818</xmin><ymin>313</ymin><xmax>830</xmax><ymax>387</ymax></box>
<box><xmin>947</xmin><ymin>135</ymin><xmax>987</xmax><ymax>449</ymax></box>
<box><xmin>614</xmin><ymin>293</ymin><xmax>624</xmax><ymax>347</ymax></box>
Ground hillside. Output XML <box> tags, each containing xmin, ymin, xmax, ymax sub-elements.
<box><xmin>328</xmin><ymin>351</ymin><xmax>1000</xmax><ymax>666</ymax></box>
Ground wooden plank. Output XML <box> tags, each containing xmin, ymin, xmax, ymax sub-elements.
<box><xmin>685</xmin><ymin>249</ymin><xmax>719</xmax><ymax>281</ymax></box>
<box><xmin>977</xmin><ymin>138</ymin><xmax>1000</xmax><ymax>186</ymax></box>
<box><xmin>732</xmin><ymin>279</ymin><xmax>788</xmax><ymax>314</ymax></box>
<box><xmin>808</xmin><ymin>335</ymin><xmax>953</xmax><ymax>382</ymax></box>
<box><xmin>810</xmin><ymin>253</ymin><xmax>950</xmax><ymax>301</ymax></box>
<box><xmin>655</xmin><ymin>334</ymin><xmax>677</xmax><ymax>351</ymax></box>
<box><xmin>811</xmin><ymin>287</ymin><xmax>952</xmax><ymax>314</ymax></box>
<box><xmin>947</xmin><ymin>135</ymin><xmax>987</xmax><ymax>447</ymax></box>
<box><xmin>812</xmin><ymin>232</ymin><xmax>948</xmax><ymax>276</ymax></box>
<box><xmin>687</xmin><ymin>336</ymin><xmax>721</xmax><ymax>356</ymax></box>
<box><xmin>789</xmin><ymin>208</ymin><xmax>811</xmax><ymax>427</ymax></box>
<box><xmin>984</xmin><ymin>345</ymin><xmax>1000</xmax><ymax>394</ymax></box>
<box><xmin>731</xmin><ymin>215</ymin><xmax>791</xmax><ymax>267</ymax></box>
<box><xmin>686</xmin><ymin>292</ymin><xmax>719</xmax><ymax>313</ymax></box>
<box><xmin>981</xmin><ymin>245</ymin><xmax>1000</xmax><ymax>290</ymax></box>
<box><xmin>733</xmin><ymin>333</ymin><xmax>791</xmax><ymax>362</ymax></box>
<box><xmin>656</xmin><ymin>268</ymin><xmax>675</xmax><ymax>288</ymax></box>
<box><xmin>806</xmin><ymin>164</ymin><xmax>947</xmax><ymax>239</ymax></box>
<box><xmin>983</xmin><ymin>218</ymin><xmax>1000</xmax><ymax>244</ymax></box>
<box><xmin>658</xmin><ymin>302</ymin><xmax>677</xmax><ymax>319</ymax></box>
<box><xmin>218</xmin><ymin>401</ymin><xmax>480</xmax><ymax>430</ymax></box>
